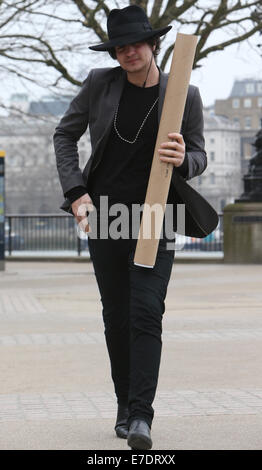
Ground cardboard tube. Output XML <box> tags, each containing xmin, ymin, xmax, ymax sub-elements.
<box><xmin>133</xmin><ymin>33</ymin><xmax>198</xmax><ymax>268</ymax></box>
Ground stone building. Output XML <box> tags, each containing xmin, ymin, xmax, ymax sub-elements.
<box><xmin>215</xmin><ymin>79</ymin><xmax>262</xmax><ymax>175</ymax></box>
<box><xmin>189</xmin><ymin>109</ymin><xmax>242</xmax><ymax>213</ymax></box>
<box><xmin>1</xmin><ymin>97</ymin><xmax>91</xmax><ymax>215</ymax></box>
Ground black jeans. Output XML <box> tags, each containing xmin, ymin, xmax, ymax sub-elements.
<box><xmin>88</xmin><ymin>202</ymin><xmax>175</xmax><ymax>429</ymax></box>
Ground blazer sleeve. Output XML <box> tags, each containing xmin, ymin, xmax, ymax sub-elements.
<box><xmin>178</xmin><ymin>86</ymin><xmax>207</xmax><ymax>181</ymax></box>
<box><xmin>53</xmin><ymin>70</ymin><xmax>93</xmax><ymax>195</ymax></box>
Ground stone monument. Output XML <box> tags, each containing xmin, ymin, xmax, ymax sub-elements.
<box><xmin>223</xmin><ymin>120</ymin><xmax>262</xmax><ymax>263</ymax></box>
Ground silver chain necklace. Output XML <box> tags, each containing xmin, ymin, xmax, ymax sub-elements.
<box><xmin>114</xmin><ymin>96</ymin><xmax>159</xmax><ymax>144</ymax></box>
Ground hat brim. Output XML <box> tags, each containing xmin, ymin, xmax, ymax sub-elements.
<box><xmin>89</xmin><ymin>26</ymin><xmax>172</xmax><ymax>51</ymax></box>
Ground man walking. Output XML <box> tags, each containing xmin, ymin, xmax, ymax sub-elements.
<box><xmin>54</xmin><ymin>5</ymin><xmax>214</xmax><ymax>450</ymax></box>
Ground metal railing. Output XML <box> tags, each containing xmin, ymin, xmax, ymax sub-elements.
<box><xmin>4</xmin><ymin>213</ymin><xmax>223</xmax><ymax>256</ymax></box>
<box><xmin>5</xmin><ymin>214</ymin><xmax>85</xmax><ymax>256</ymax></box>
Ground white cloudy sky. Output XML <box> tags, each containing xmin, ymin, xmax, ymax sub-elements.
<box><xmin>192</xmin><ymin>36</ymin><xmax>262</xmax><ymax>106</ymax></box>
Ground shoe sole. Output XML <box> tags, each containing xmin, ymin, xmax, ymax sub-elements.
<box><xmin>128</xmin><ymin>432</ymin><xmax>152</xmax><ymax>450</ymax></box>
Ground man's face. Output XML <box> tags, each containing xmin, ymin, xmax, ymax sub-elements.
<box><xmin>115</xmin><ymin>41</ymin><xmax>154</xmax><ymax>73</ymax></box>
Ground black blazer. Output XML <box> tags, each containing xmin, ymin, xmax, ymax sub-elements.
<box><xmin>53</xmin><ymin>66</ymin><xmax>218</xmax><ymax>237</ymax></box>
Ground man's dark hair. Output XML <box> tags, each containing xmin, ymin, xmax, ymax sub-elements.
<box><xmin>108</xmin><ymin>36</ymin><xmax>161</xmax><ymax>60</ymax></box>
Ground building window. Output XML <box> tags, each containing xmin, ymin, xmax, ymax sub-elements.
<box><xmin>244</xmin><ymin>117</ymin><xmax>251</xmax><ymax>129</ymax></box>
<box><xmin>210</xmin><ymin>138</ymin><xmax>215</xmax><ymax>144</ymax></box>
<box><xmin>246</xmin><ymin>83</ymin><xmax>255</xmax><ymax>94</ymax></box>
<box><xmin>210</xmin><ymin>151</ymin><xmax>215</xmax><ymax>161</ymax></box>
<box><xmin>243</xmin><ymin>142</ymin><xmax>252</xmax><ymax>159</ymax></box>
<box><xmin>210</xmin><ymin>173</ymin><xmax>215</xmax><ymax>184</ymax></box>
<box><xmin>233</xmin><ymin>117</ymin><xmax>239</xmax><ymax>124</ymax></box>
<box><xmin>232</xmin><ymin>99</ymin><xmax>240</xmax><ymax>109</ymax></box>
<box><xmin>244</xmin><ymin>98</ymin><xmax>252</xmax><ymax>108</ymax></box>
<box><xmin>258</xmin><ymin>97</ymin><xmax>262</xmax><ymax>108</ymax></box>
<box><xmin>199</xmin><ymin>176</ymin><xmax>202</xmax><ymax>185</ymax></box>
<box><xmin>257</xmin><ymin>83</ymin><xmax>262</xmax><ymax>93</ymax></box>
<box><xmin>9</xmin><ymin>154</ymin><xmax>16</xmax><ymax>166</ymax></box>
<box><xmin>220</xmin><ymin>199</ymin><xmax>226</xmax><ymax>211</ymax></box>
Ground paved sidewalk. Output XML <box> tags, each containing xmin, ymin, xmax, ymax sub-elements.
<box><xmin>0</xmin><ymin>260</ymin><xmax>261</xmax><ymax>450</ymax></box>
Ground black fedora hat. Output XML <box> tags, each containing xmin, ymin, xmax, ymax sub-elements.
<box><xmin>89</xmin><ymin>5</ymin><xmax>172</xmax><ymax>51</ymax></box>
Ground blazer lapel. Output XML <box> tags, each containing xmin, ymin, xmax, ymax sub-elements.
<box><xmin>102</xmin><ymin>67</ymin><xmax>126</xmax><ymax>137</ymax></box>
<box><xmin>91</xmin><ymin>68</ymin><xmax>126</xmax><ymax>171</ymax></box>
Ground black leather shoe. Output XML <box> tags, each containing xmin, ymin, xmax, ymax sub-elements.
<box><xmin>127</xmin><ymin>419</ymin><xmax>152</xmax><ymax>450</ymax></box>
<box><xmin>114</xmin><ymin>404</ymin><xmax>129</xmax><ymax>439</ymax></box>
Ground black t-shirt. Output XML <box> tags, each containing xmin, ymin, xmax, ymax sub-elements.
<box><xmin>89</xmin><ymin>78</ymin><xmax>159</xmax><ymax>205</ymax></box>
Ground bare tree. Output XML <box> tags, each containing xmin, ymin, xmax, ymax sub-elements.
<box><xmin>255</xmin><ymin>3</ymin><xmax>262</xmax><ymax>56</ymax></box>
<box><xmin>0</xmin><ymin>0</ymin><xmax>261</xmax><ymax>93</ymax></box>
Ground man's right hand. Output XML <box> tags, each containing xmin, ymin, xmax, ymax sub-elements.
<box><xmin>71</xmin><ymin>193</ymin><xmax>94</xmax><ymax>233</ymax></box>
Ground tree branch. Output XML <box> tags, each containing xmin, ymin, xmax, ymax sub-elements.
<box><xmin>150</xmin><ymin>0</ymin><xmax>163</xmax><ymax>24</ymax></box>
<box><xmin>72</xmin><ymin>0</ymin><xmax>107</xmax><ymax>41</ymax></box>
<box><xmin>1</xmin><ymin>0</ymin><xmax>262</xmax><ymax>90</ymax></box>
<box><xmin>197</xmin><ymin>22</ymin><xmax>262</xmax><ymax>63</ymax></box>
<box><xmin>130</xmin><ymin>0</ymin><xmax>149</xmax><ymax>12</ymax></box>
<box><xmin>0</xmin><ymin>34</ymin><xmax>81</xmax><ymax>85</ymax></box>
<box><xmin>159</xmin><ymin>0</ymin><xmax>199</xmax><ymax>28</ymax></box>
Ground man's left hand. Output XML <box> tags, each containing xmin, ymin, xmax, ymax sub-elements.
<box><xmin>158</xmin><ymin>132</ymin><xmax>185</xmax><ymax>167</ymax></box>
